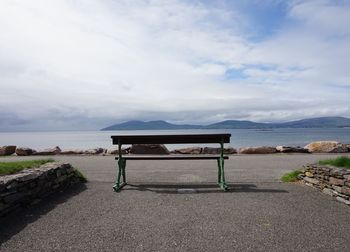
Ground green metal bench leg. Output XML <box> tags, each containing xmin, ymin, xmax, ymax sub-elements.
<box><xmin>122</xmin><ymin>159</ymin><xmax>126</xmax><ymax>183</ymax></box>
<box><xmin>113</xmin><ymin>143</ymin><xmax>127</xmax><ymax>192</ymax></box>
<box><xmin>217</xmin><ymin>159</ymin><xmax>221</xmax><ymax>183</ymax></box>
<box><xmin>217</xmin><ymin>140</ymin><xmax>228</xmax><ymax>191</ymax></box>
<box><xmin>219</xmin><ymin>157</ymin><xmax>228</xmax><ymax>191</ymax></box>
<box><xmin>113</xmin><ymin>158</ymin><xmax>127</xmax><ymax>192</ymax></box>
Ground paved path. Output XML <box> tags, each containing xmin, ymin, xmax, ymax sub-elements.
<box><xmin>1</xmin><ymin>154</ymin><xmax>350</xmax><ymax>251</ymax></box>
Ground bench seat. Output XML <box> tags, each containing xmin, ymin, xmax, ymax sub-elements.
<box><xmin>115</xmin><ymin>155</ymin><xmax>229</xmax><ymax>160</ymax></box>
<box><xmin>111</xmin><ymin>133</ymin><xmax>231</xmax><ymax>192</ymax></box>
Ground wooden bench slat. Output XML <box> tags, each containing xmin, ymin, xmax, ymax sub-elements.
<box><xmin>111</xmin><ymin>134</ymin><xmax>231</xmax><ymax>145</ymax></box>
<box><xmin>115</xmin><ymin>155</ymin><xmax>229</xmax><ymax>160</ymax></box>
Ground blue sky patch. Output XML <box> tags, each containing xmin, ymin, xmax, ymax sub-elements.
<box><xmin>224</xmin><ymin>68</ymin><xmax>247</xmax><ymax>80</ymax></box>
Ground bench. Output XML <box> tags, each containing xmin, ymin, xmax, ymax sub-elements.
<box><xmin>111</xmin><ymin>133</ymin><xmax>231</xmax><ymax>192</ymax></box>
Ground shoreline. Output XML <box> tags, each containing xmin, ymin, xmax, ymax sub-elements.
<box><xmin>1</xmin><ymin>140</ymin><xmax>350</xmax><ymax>157</ymax></box>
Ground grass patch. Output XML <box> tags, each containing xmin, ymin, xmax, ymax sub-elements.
<box><xmin>0</xmin><ymin>159</ymin><xmax>54</xmax><ymax>175</ymax></box>
<box><xmin>73</xmin><ymin>168</ymin><xmax>88</xmax><ymax>182</ymax></box>
<box><xmin>318</xmin><ymin>156</ymin><xmax>350</xmax><ymax>169</ymax></box>
<box><xmin>281</xmin><ymin>169</ymin><xmax>302</xmax><ymax>182</ymax></box>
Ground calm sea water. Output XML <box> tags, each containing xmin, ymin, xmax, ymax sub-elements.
<box><xmin>1</xmin><ymin>128</ymin><xmax>350</xmax><ymax>150</ymax></box>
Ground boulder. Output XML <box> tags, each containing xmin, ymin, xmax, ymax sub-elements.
<box><xmin>304</xmin><ymin>141</ymin><xmax>348</xmax><ymax>153</ymax></box>
<box><xmin>106</xmin><ymin>148</ymin><xmax>129</xmax><ymax>155</ymax></box>
<box><xmin>0</xmin><ymin>146</ymin><xmax>16</xmax><ymax>156</ymax></box>
<box><xmin>34</xmin><ymin>146</ymin><xmax>61</xmax><ymax>155</ymax></box>
<box><xmin>239</xmin><ymin>146</ymin><xmax>277</xmax><ymax>154</ymax></box>
<box><xmin>107</xmin><ymin>149</ymin><xmax>118</xmax><ymax>155</ymax></box>
<box><xmin>346</xmin><ymin>144</ymin><xmax>350</xmax><ymax>152</ymax></box>
<box><xmin>202</xmin><ymin>147</ymin><xmax>237</xmax><ymax>154</ymax></box>
<box><xmin>224</xmin><ymin>147</ymin><xmax>238</xmax><ymax>154</ymax></box>
<box><xmin>129</xmin><ymin>144</ymin><xmax>169</xmax><ymax>155</ymax></box>
<box><xmin>60</xmin><ymin>149</ymin><xmax>85</xmax><ymax>155</ymax></box>
<box><xmin>84</xmin><ymin>148</ymin><xmax>106</xmax><ymax>155</ymax></box>
<box><xmin>15</xmin><ymin>147</ymin><xmax>35</xmax><ymax>156</ymax></box>
<box><xmin>276</xmin><ymin>146</ymin><xmax>309</xmax><ymax>153</ymax></box>
<box><xmin>173</xmin><ymin>147</ymin><xmax>202</xmax><ymax>155</ymax></box>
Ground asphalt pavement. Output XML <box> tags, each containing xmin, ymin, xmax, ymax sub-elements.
<box><xmin>1</xmin><ymin>153</ymin><xmax>350</xmax><ymax>251</ymax></box>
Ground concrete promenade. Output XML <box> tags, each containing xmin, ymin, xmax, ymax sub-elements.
<box><xmin>1</xmin><ymin>154</ymin><xmax>350</xmax><ymax>251</ymax></box>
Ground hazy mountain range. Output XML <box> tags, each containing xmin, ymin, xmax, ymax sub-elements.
<box><xmin>101</xmin><ymin>117</ymin><xmax>350</xmax><ymax>130</ymax></box>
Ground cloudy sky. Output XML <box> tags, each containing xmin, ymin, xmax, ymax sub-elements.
<box><xmin>1</xmin><ymin>0</ymin><xmax>350</xmax><ymax>131</ymax></box>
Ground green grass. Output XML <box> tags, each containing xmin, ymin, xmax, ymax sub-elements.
<box><xmin>318</xmin><ymin>156</ymin><xmax>350</xmax><ymax>169</ymax></box>
<box><xmin>0</xmin><ymin>159</ymin><xmax>54</xmax><ymax>175</ymax></box>
<box><xmin>281</xmin><ymin>169</ymin><xmax>302</xmax><ymax>182</ymax></box>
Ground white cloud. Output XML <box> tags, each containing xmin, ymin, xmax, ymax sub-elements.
<box><xmin>0</xmin><ymin>0</ymin><xmax>349</xmax><ymax>130</ymax></box>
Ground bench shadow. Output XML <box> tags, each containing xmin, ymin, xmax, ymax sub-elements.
<box><xmin>125</xmin><ymin>183</ymin><xmax>288</xmax><ymax>194</ymax></box>
<box><xmin>0</xmin><ymin>183</ymin><xmax>87</xmax><ymax>245</ymax></box>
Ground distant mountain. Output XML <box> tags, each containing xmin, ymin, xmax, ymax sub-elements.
<box><xmin>101</xmin><ymin>120</ymin><xmax>201</xmax><ymax>130</ymax></box>
<box><xmin>277</xmin><ymin>117</ymin><xmax>350</xmax><ymax>128</ymax></box>
<box><xmin>205</xmin><ymin>120</ymin><xmax>269</xmax><ymax>129</ymax></box>
<box><xmin>101</xmin><ymin>117</ymin><xmax>350</xmax><ymax>130</ymax></box>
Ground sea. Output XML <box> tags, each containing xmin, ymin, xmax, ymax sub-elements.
<box><xmin>1</xmin><ymin>128</ymin><xmax>350</xmax><ymax>150</ymax></box>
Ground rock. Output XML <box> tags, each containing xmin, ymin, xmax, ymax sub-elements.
<box><xmin>303</xmin><ymin>177</ymin><xmax>319</xmax><ymax>185</ymax></box>
<box><xmin>335</xmin><ymin>196</ymin><xmax>350</xmax><ymax>205</ymax></box>
<box><xmin>341</xmin><ymin>186</ymin><xmax>350</xmax><ymax>196</ymax></box>
<box><xmin>15</xmin><ymin>147</ymin><xmax>35</xmax><ymax>156</ymax></box>
<box><xmin>129</xmin><ymin>144</ymin><xmax>169</xmax><ymax>155</ymax></box>
<box><xmin>345</xmin><ymin>143</ymin><xmax>350</xmax><ymax>151</ymax></box>
<box><xmin>305</xmin><ymin>171</ymin><xmax>314</xmax><ymax>178</ymax></box>
<box><xmin>60</xmin><ymin>149</ymin><xmax>84</xmax><ymax>155</ymax></box>
<box><xmin>224</xmin><ymin>147</ymin><xmax>237</xmax><ymax>154</ymax></box>
<box><xmin>0</xmin><ymin>202</ymin><xmax>8</xmax><ymax>212</ymax></box>
<box><xmin>107</xmin><ymin>149</ymin><xmax>118</xmax><ymax>155</ymax></box>
<box><xmin>238</xmin><ymin>146</ymin><xmax>276</xmax><ymax>154</ymax></box>
<box><xmin>322</xmin><ymin>188</ymin><xmax>336</xmax><ymax>196</ymax></box>
<box><xmin>332</xmin><ymin>185</ymin><xmax>343</xmax><ymax>193</ymax></box>
<box><xmin>6</xmin><ymin>181</ymin><xmax>18</xmax><ymax>190</ymax></box>
<box><xmin>330</xmin><ymin>168</ymin><xmax>350</xmax><ymax>177</ymax></box>
<box><xmin>17</xmin><ymin>171</ymin><xmax>41</xmax><ymax>182</ymax></box>
<box><xmin>3</xmin><ymin>192</ymin><xmax>26</xmax><ymax>204</ymax></box>
<box><xmin>304</xmin><ymin>141</ymin><xmax>348</xmax><ymax>153</ymax></box>
<box><xmin>107</xmin><ymin>148</ymin><xmax>129</xmax><ymax>155</ymax></box>
<box><xmin>201</xmin><ymin>147</ymin><xmax>237</xmax><ymax>154</ymax></box>
<box><xmin>329</xmin><ymin>177</ymin><xmax>345</xmax><ymax>186</ymax></box>
<box><xmin>173</xmin><ymin>147</ymin><xmax>202</xmax><ymax>155</ymax></box>
<box><xmin>84</xmin><ymin>148</ymin><xmax>106</xmax><ymax>155</ymax></box>
<box><xmin>344</xmin><ymin>175</ymin><xmax>350</xmax><ymax>181</ymax></box>
<box><xmin>201</xmin><ymin>147</ymin><xmax>220</xmax><ymax>155</ymax></box>
<box><xmin>297</xmin><ymin>173</ymin><xmax>305</xmax><ymax>180</ymax></box>
<box><xmin>0</xmin><ymin>146</ymin><xmax>16</xmax><ymax>156</ymax></box>
<box><xmin>276</xmin><ymin>146</ymin><xmax>309</xmax><ymax>153</ymax></box>
<box><xmin>34</xmin><ymin>146</ymin><xmax>61</xmax><ymax>155</ymax></box>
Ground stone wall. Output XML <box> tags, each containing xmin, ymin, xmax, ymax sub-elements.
<box><xmin>299</xmin><ymin>164</ymin><xmax>350</xmax><ymax>206</ymax></box>
<box><xmin>0</xmin><ymin>162</ymin><xmax>86</xmax><ymax>217</ymax></box>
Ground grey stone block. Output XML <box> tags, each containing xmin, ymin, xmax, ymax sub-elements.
<box><xmin>322</xmin><ymin>188</ymin><xmax>336</xmax><ymax>197</ymax></box>
<box><xmin>336</xmin><ymin>196</ymin><xmax>350</xmax><ymax>205</ymax></box>
<box><xmin>303</xmin><ymin>177</ymin><xmax>319</xmax><ymax>185</ymax></box>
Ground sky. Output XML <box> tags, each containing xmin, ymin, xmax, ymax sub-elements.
<box><xmin>1</xmin><ymin>0</ymin><xmax>350</xmax><ymax>131</ymax></box>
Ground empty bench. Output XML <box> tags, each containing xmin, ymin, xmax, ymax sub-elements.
<box><xmin>111</xmin><ymin>134</ymin><xmax>231</xmax><ymax>191</ymax></box>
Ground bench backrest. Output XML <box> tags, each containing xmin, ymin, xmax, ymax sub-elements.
<box><xmin>111</xmin><ymin>134</ymin><xmax>231</xmax><ymax>145</ymax></box>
